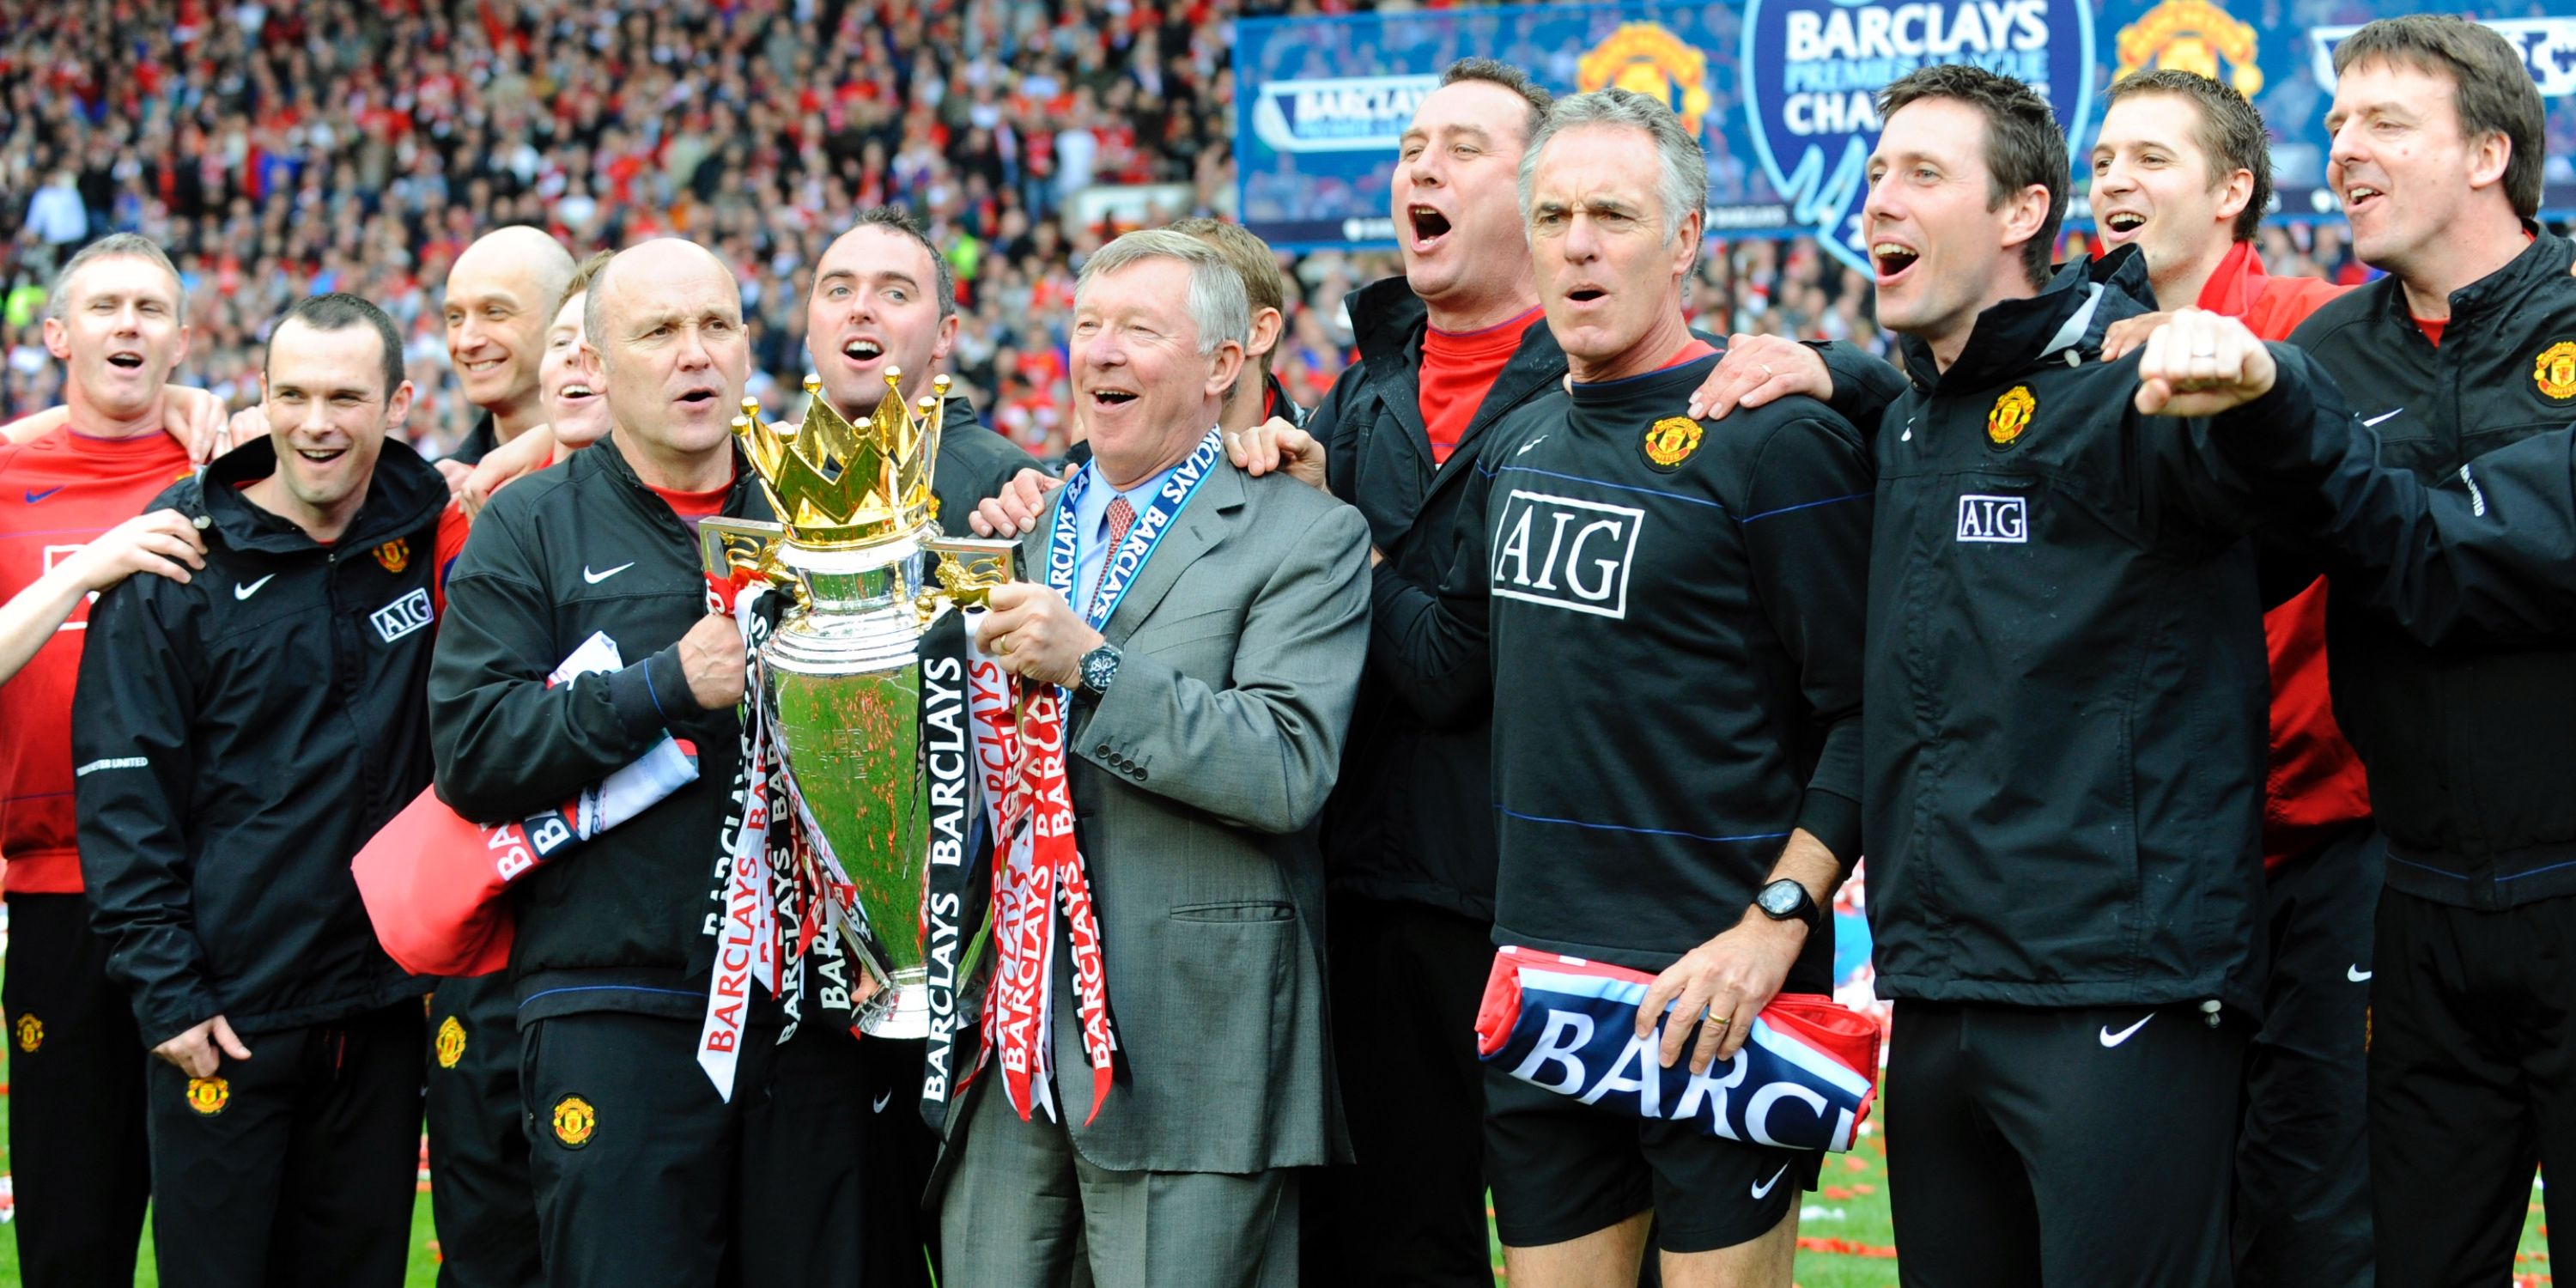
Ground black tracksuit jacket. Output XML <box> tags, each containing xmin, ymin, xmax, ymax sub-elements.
<box><xmin>428</xmin><ymin>435</ymin><xmax>775</xmax><ymax>1024</ymax></box>
<box><xmin>1854</xmin><ymin>246</ymin><xmax>2355</xmax><ymax>1013</ymax></box>
<box><xmin>2284</xmin><ymin>227</ymin><xmax>2576</xmax><ymax>908</ymax></box>
<box><xmin>75</xmin><ymin>440</ymin><xmax>446</xmax><ymax>1047</ymax></box>
<box><xmin>1315</xmin><ymin>277</ymin><xmax>1568</xmax><ymax>922</ymax></box>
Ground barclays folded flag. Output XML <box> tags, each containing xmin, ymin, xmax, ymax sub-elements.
<box><xmin>1474</xmin><ymin>945</ymin><xmax>1880</xmax><ymax>1152</ymax></box>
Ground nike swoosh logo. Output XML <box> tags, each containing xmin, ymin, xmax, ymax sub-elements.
<box><xmin>2099</xmin><ymin>1014</ymin><xmax>2154</xmax><ymax>1048</ymax></box>
<box><xmin>234</xmin><ymin>574</ymin><xmax>276</xmax><ymax>600</ymax></box>
<box><xmin>2348</xmin><ymin>965</ymin><xmax>2373</xmax><ymax>982</ymax></box>
<box><xmin>582</xmin><ymin>562</ymin><xmax>635</xmax><ymax>585</ymax></box>
<box><xmin>1516</xmin><ymin>434</ymin><xmax>1548</xmax><ymax>455</ymax></box>
<box><xmin>22</xmin><ymin>486</ymin><xmax>64</xmax><ymax>503</ymax></box>
<box><xmin>872</xmin><ymin>1088</ymin><xmax>894</xmax><ymax>1114</ymax></box>
<box><xmin>2363</xmin><ymin>407</ymin><xmax>2405</xmax><ymax>428</ymax></box>
<box><xmin>1751</xmin><ymin>1162</ymin><xmax>1789</xmax><ymax>1200</ymax></box>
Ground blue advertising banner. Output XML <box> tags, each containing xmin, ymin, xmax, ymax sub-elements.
<box><xmin>1236</xmin><ymin>0</ymin><xmax>2576</xmax><ymax>273</ymax></box>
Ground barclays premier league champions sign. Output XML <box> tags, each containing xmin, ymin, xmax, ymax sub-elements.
<box><xmin>1236</xmin><ymin>0</ymin><xmax>2576</xmax><ymax>268</ymax></box>
<box><xmin>1743</xmin><ymin>0</ymin><xmax>2094</xmax><ymax>272</ymax></box>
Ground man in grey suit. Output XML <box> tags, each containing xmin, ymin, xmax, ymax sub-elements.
<box><xmin>945</xmin><ymin>228</ymin><xmax>1372</xmax><ymax>1285</ymax></box>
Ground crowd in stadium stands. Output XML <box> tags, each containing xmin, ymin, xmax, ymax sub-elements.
<box><xmin>0</xmin><ymin>0</ymin><xmax>2447</xmax><ymax>463</ymax></box>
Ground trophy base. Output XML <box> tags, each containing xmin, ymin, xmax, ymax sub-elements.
<box><xmin>857</xmin><ymin>967</ymin><xmax>932</xmax><ymax>1040</ymax></box>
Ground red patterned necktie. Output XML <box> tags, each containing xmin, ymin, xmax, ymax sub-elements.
<box><xmin>1087</xmin><ymin>495</ymin><xmax>1136</xmax><ymax>613</ymax></box>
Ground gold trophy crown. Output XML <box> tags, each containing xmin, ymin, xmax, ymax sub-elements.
<box><xmin>731</xmin><ymin>367</ymin><xmax>949</xmax><ymax>550</ymax></box>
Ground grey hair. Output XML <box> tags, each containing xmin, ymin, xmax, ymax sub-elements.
<box><xmin>48</xmin><ymin>234</ymin><xmax>185</xmax><ymax>321</ymax></box>
<box><xmin>1518</xmin><ymin>88</ymin><xmax>1709</xmax><ymax>252</ymax></box>
<box><xmin>1075</xmin><ymin>229</ymin><xmax>1250</xmax><ymax>355</ymax></box>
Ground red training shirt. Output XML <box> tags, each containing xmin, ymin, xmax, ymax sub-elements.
<box><xmin>0</xmin><ymin>426</ymin><xmax>197</xmax><ymax>894</ymax></box>
<box><xmin>2193</xmin><ymin>240</ymin><xmax>2372</xmax><ymax>870</ymax></box>
<box><xmin>1418</xmin><ymin>307</ymin><xmax>1543</xmax><ymax>465</ymax></box>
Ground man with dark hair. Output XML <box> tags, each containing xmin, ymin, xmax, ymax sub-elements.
<box><xmin>2084</xmin><ymin>69</ymin><xmax>2374</xmax><ymax>1288</ymax></box>
<box><xmin>73</xmin><ymin>291</ymin><xmax>452</xmax><ymax>1288</ymax></box>
<box><xmin>776</xmin><ymin>204</ymin><xmax>1039</xmax><ymax>1288</ymax></box>
<box><xmin>0</xmin><ymin>230</ymin><xmax>201</xmax><ymax>1288</ymax></box>
<box><xmin>1826</xmin><ymin>64</ymin><xmax>2366</xmax><ymax>1286</ymax></box>
<box><xmin>2281</xmin><ymin>15</ymin><xmax>2576</xmax><ymax>1282</ymax></box>
<box><xmin>808</xmin><ymin>206</ymin><xmax>1037</xmax><ymax>527</ymax></box>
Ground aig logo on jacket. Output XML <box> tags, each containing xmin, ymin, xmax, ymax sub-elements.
<box><xmin>371</xmin><ymin>588</ymin><xmax>433</xmax><ymax>644</ymax></box>
<box><xmin>1956</xmin><ymin>495</ymin><xmax>2028</xmax><ymax>544</ymax></box>
<box><xmin>1491</xmin><ymin>489</ymin><xmax>1644</xmax><ymax>619</ymax></box>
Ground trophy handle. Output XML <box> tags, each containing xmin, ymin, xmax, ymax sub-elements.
<box><xmin>700</xmin><ymin>517</ymin><xmax>805</xmax><ymax>611</ymax></box>
<box><xmin>922</xmin><ymin>536</ymin><xmax>1018</xmax><ymax>611</ymax></box>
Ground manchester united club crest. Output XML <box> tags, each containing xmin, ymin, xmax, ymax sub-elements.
<box><xmin>15</xmin><ymin>1014</ymin><xmax>40</xmax><ymax>1053</ymax></box>
<box><xmin>1988</xmin><ymin>386</ymin><xmax>2037</xmax><ymax>447</ymax></box>
<box><xmin>185</xmin><ymin>1076</ymin><xmax>230</xmax><ymax>1116</ymax></box>
<box><xmin>551</xmin><ymin>1094</ymin><xmax>597</xmax><ymax>1148</ymax></box>
<box><xmin>1641</xmin><ymin>416</ymin><xmax>1704</xmax><ymax>471</ymax></box>
<box><xmin>434</xmin><ymin>1016</ymin><xmax>467</xmax><ymax>1069</ymax></box>
<box><xmin>2536</xmin><ymin>342</ymin><xmax>2576</xmax><ymax>401</ymax></box>
<box><xmin>372</xmin><ymin>538</ymin><xmax>410</xmax><ymax>574</ymax></box>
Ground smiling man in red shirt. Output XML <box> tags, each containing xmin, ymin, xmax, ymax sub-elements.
<box><xmin>0</xmin><ymin>233</ymin><xmax>206</xmax><ymax>1288</ymax></box>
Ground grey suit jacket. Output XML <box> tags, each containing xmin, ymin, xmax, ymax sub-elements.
<box><xmin>980</xmin><ymin>457</ymin><xmax>1370</xmax><ymax>1175</ymax></box>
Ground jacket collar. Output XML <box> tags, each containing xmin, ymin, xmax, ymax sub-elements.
<box><xmin>1898</xmin><ymin>246</ymin><xmax>2154</xmax><ymax>392</ymax></box>
<box><xmin>592</xmin><ymin>430</ymin><xmax>768</xmax><ymax>521</ymax></box>
<box><xmin>2361</xmin><ymin>219</ymin><xmax>2570</xmax><ymax>325</ymax></box>
<box><xmin>1020</xmin><ymin>441</ymin><xmax>1247</xmax><ymax>645</ymax></box>
<box><xmin>193</xmin><ymin>436</ymin><xmax>448</xmax><ymax>556</ymax></box>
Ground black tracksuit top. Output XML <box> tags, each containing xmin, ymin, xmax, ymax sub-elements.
<box><xmin>76</xmin><ymin>440</ymin><xmax>447</xmax><ymax>1047</ymax></box>
<box><xmin>1317</xmin><ymin>276</ymin><xmax>1569</xmax><ymax>923</ymax></box>
<box><xmin>1377</xmin><ymin>350</ymin><xmax>1872</xmax><ymax>978</ymax></box>
<box><xmin>1856</xmin><ymin>247</ymin><xmax>2352</xmax><ymax>1013</ymax></box>
<box><xmin>429</xmin><ymin>434</ymin><xmax>774</xmax><ymax>1024</ymax></box>
<box><xmin>2286</xmin><ymin>226</ymin><xmax>2576</xmax><ymax>908</ymax></box>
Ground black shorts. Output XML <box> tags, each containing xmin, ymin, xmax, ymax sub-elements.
<box><xmin>1482</xmin><ymin>1060</ymin><xmax>1817</xmax><ymax>1254</ymax></box>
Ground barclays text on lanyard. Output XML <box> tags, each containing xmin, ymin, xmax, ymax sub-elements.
<box><xmin>971</xmin><ymin>426</ymin><xmax>1224</xmax><ymax>1125</ymax></box>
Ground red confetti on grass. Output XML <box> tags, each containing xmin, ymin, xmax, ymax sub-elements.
<box><xmin>1797</xmin><ymin>1236</ymin><xmax>1899</xmax><ymax>1259</ymax></box>
<box><xmin>1824</xmin><ymin>1186</ymin><xmax>1856</xmax><ymax>1200</ymax></box>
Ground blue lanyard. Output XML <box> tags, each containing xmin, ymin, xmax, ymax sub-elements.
<box><xmin>1048</xmin><ymin>427</ymin><xmax>1225</xmax><ymax>632</ymax></box>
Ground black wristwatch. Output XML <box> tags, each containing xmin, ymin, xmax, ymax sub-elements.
<box><xmin>1754</xmin><ymin>878</ymin><xmax>1823</xmax><ymax>932</ymax></box>
<box><xmin>1076</xmin><ymin>643</ymin><xmax>1122</xmax><ymax>697</ymax></box>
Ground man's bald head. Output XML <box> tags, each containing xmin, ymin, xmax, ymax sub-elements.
<box><xmin>585</xmin><ymin>239</ymin><xmax>738</xmax><ymax>365</ymax></box>
<box><xmin>444</xmin><ymin>225</ymin><xmax>575</xmax><ymax>434</ymax></box>
<box><xmin>586</xmin><ymin>239</ymin><xmax>750</xmax><ymax>483</ymax></box>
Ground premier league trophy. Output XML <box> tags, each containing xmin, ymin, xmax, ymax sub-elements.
<box><xmin>699</xmin><ymin>368</ymin><xmax>1013</xmax><ymax>1039</ymax></box>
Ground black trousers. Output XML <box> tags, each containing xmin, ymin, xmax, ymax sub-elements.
<box><xmin>143</xmin><ymin>1001</ymin><xmax>426</xmax><ymax>1288</ymax></box>
<box><xmin>425</xmin><ymin>973</ymin><xmax>542</xmax><ymax>1288</ymax></box>
<box><xmin>523</xmin><ymin>1009</ymin><xmax>895</xmax><ymax>1287</ymax></box>
<box><xmin>1886</xmin><ymin>1000</ymin><xmax>2245</xmax><ymax>1288</ymax></box>
<box><xmin>850</xmin><ymin>1033</ymin><xmax>943</xmax><ymax>1288</ymax></box>
<box><xmin>3</xmin><ymin>892</ymin><xmax>150</xmax><ymax>1288</ymax></box>
<box><xmin>2235</xmin><ymin>823</ymin><xmax>2379</xmax><ymax>1288</ymax></box>
<box><xmin>1303</xmin><ymin>896</ymin><xmax>1494</xmax><ymax>1288</ymax></box>
<box><xmin>2371</xmin><ymin>885</ymin><xmax>2576</xmax><ymax>1287</ymax></box>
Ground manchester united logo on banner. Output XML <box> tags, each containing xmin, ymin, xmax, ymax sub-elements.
<box><xmin>1579</xmin><ymin>22</ymin><xmax>1714</xmax><ymax>134</ymax></box>
<box><xmin>15</xmin><ymin>1014</ymin><xmax>40</xmax><ymax>1053</ymax></box>
<box><xmin>2535</xmin><ymin>342</ymin><xmax>2576</xmax><ymax>400</ymax></box>
<box><xmin>185</xmin><ymin>1076</ymin><xmax>230</xmax><ymax>1116</ymax></box>
<box><xmin>1641</xmin><ymin>416</ymin><xmax>1705</xmax><ymax>471</ymax></box>
<box><xmin>1989</xmin><ymin>386</ymin><xmax>2038</xmax><ymax>447</ymax></box>
<box><xmin>373</xmin><ymin>538</ymin><xmax>411</xmax><ymax>574</ymax></box>
<box><xmin>551</xmin><ymin>1094</ymin><xmax>597</xmax><ymax>1148</ymax></box>
<box><xmin>434</xmin><ymin>1016</ymin><xmax>467</xmax><ymax>1069</ymax></box>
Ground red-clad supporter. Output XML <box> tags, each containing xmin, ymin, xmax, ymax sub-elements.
<box><xmin>0</xmin><ymin>233</ymin><xmax>204</xmax><ymax>1288</ymax></box>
